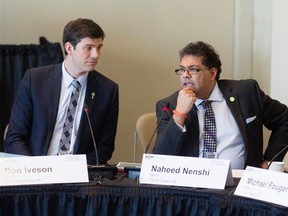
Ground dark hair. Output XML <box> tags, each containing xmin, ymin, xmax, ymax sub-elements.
<box><xmin>179</xmin><ymin>41</ymin><xmax>222</xmax><ymax>80</ymax></box>
<box><xmin>62</xmin><ymin>18</ymin><xmax>105</xmax><ymax>55</ymax></box>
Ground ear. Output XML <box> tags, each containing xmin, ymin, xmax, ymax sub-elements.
<box><xmin>210</xmin><ymin>67</ymin><xmax>218</xmax><ymax>80</ymax></box>
<box><xmin>64</xmin><ymin>42</ymin><xmax>74</xmax><ymax>55</ymax></box>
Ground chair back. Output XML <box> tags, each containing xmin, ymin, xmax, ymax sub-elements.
<box><xmin>134</xmin><ymin>112</ymin><xmax>157</xmax><ymax>161</ymax></box>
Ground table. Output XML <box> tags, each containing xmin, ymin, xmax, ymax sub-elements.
<box><xmin>0</xmin><ymin>172</ymin><xmax>287</xmax><ymax>216</ymax></box>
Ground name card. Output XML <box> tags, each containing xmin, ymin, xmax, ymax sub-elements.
<box><xmin>234</xmin><ymin>166</ymin><xmax>288</xmax><ymax>207</ymax></box>
<box><xmin>139</xmin><ymin>154</ymin><xmax>233</xmax><ymax>189</ymax></box>
<box><xmin>0</xmin><ymin>154</ymin><xmax>89</xmax><ymax>186</ymax></box>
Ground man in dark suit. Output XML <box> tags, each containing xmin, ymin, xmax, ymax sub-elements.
<box><xmin>153</xmin><ymin>41</ymin><xmax>288</xmax><ymax>169</ymax></box>
<box><xmin>4</xmin><ymin>18</ymin><xmax>119</xmax><ymax>165</ymax></box>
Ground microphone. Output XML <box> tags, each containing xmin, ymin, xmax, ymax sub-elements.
<box><xmin>84</xmin><ymin>105</ymin><xmax>99</xmax><ymax>165</ymax></box>
<box><xmin>124</xmin><ymin>103</ymin><xmax>170</xmax><ymax>179</ymax></box>
<box><xmin>145</xmin><ymin>102</ymin><xmax>170</xmax><ymax>154</ymax></box>
<box><xmin>267</xmin><ymin>145</ymin><xmax>288</xmax><ymax>170</ymax></box>
<box><xmin>84</xmin><ymin>104</ymin><xmax>117</xmax><ymax>180</ymax></box>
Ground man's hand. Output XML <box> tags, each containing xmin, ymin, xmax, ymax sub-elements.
<box><xmin>173</xmin><ymin>87</ymin><xmax>197</xmax><ymax>126</ymax></box>
<box><xmin>261</xmin><ymin>160</ymin><xmax>269</xmax><ymax>169</ymax></box>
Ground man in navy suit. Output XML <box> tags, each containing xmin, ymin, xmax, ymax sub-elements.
<box><xmin>153</xmin><ymin>41</ymin><xmax>288</xmax><ymax>169</ymax></box>
<box><xmin>4</xmin><ymin>18</ymin><xmax>119</xmax><ymax>165</ymax></box>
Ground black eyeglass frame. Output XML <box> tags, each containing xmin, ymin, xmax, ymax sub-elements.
<box><xmin>174</xmin><ymin>67</ymin><xmax>209</xmax><ymax>75</ymax></box>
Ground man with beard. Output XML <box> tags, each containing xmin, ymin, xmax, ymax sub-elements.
<box><xmin>153</xmin><ymin>41</ymin><xmax>288</xmax><ymax>169</ymax></box>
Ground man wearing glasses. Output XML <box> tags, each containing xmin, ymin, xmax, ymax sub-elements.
<box><xmin>153</xmin><ymin>41</ymin><xmax>288</xmax><ymax>169</ymax></box>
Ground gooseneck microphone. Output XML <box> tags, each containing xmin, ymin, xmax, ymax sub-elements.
<box><xmin>267</xmin><ymin>144</ymin><xmax>288</xmax><ymax>170</ymax></box>
<box><xmin>84</xmin><ymin>104</ymin><xmax>118</xmax><ymax>180</ymax></box>
<box><xmin>145</xmin><ymin>102</ymin><xmax>170</xmax><ymax>154</ymax></box>
<box><xmin>84</xmin><ymin>105</ymin><xmax>99</xmax><ymax>165</ymax></box>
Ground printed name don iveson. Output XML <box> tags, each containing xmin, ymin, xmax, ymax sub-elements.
<box><xmin>4</xmin><ymin>167</ymin><xmax>53</xmax><ymax>174</ymax></box>
<box><xmin>151</xmin><ymin>165</ymin><xmax>210</xmax><ymax>176</ymax></box>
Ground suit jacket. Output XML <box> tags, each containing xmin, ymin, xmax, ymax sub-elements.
<box><xmin>4</xmin><ymin>63</ymin><xmax>119</xmax><ymax>165</ymax></box>
<box><xmin>153</xmin><ymin>79</ymin><xmax>288</xmax><ymax>168</ymax></box>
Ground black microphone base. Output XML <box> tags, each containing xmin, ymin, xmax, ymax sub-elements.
<box><xmin>87</xmin><ymin>165</ymin><xmax>118</xmax><ymax>180</ymax></box>
<box><xmin>124</xmin><ymin>166</ymin><xmax>141</xmax><ymax>179</ymax></box>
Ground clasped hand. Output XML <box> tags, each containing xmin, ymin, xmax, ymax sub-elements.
<box><xmin>175</xmin><ymin>87</ymin><xmax>197</xmax><ymax>114</ymax></box>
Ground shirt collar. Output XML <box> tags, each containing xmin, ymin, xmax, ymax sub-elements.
<box><xmin>62</xmin><ymin>62</ymin><xmax>88</xmax><ymax>88</ymax></box>
<box><xmin>195</xmin><ymin>82</ymin><xmax>223</xmax><ymax>107</ymax></box>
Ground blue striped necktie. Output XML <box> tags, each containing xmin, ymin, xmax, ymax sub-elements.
<box><xmin>58</xmin><ymin>79</ymin><xmax>81</xmax><ymax>154</ymax></box>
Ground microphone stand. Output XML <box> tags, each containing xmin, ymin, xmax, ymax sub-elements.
<box><xmin>145</xmin><ymin>103</ymin><xmax>170</xmax><ymax>154</ymax></box>
<box><xmin>84</xmin><ymin>107</ymin><xmax>117</xmax><ymax>181</ymax></box>
<box><xmin>125</xmin><ymin>103</ymin><xmax>170</xmax><ymax>179</ymax></box>
<box><xmin>267</xmin><ymin>145</ymin><xmax>288</xmax><ymax>170</ymax></box>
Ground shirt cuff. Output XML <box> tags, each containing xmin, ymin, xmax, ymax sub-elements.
<box><xmin>174</xmin><ymin>121</ymin><xmax>186</xmax><ymax>132</ymax></box>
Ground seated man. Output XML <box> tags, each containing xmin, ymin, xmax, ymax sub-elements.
<box><xmin>4</xmin><ymin>18</ymin><xmax>119</xmax><ymax>165</ymax></box>
<box><xmin>153</xmin><ymin>41</ymin><xmax>288</xmax><ymax>169</ymax></box>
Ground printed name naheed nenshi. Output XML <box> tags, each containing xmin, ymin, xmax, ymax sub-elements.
<box><xmin>182</xmin><ymin>167</ymin><xmax>210</xmax><ymax>176</ymax></box>
<box><xmin>151</xmin><ymin>165</ymin><xmax>181</xmax><ymax>173</ymax></box>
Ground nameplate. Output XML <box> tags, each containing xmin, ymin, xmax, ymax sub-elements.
<box><xmin>0</xmin><ymin>154</ymin><xmax>89</xmax><ymax>186</ymax></box>
<box><xmin>139</xmin><ymin>154</ymin><xmax>233</xmax><ymax>189</ymax></box>
<box><xmin>234</xmin><ymin>166</ymin><xmax>288</xmax><ymax>207</ymax></box>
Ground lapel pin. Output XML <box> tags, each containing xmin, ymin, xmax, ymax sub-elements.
<box><xmin>229</xmin><ymin>97</ymin><xmax>235</xmax><ymax>102</ymax></box>
<box><xmin>91</xmin><ymin>92</ymin><xmax>95</xmax><ymax>100</ymax></box>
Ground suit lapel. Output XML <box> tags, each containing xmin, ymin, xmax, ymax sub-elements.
<box><xmin>74</xmin><ymin>72</ymin><xmax>98</xmax><ymax>152</ymax></box>
<box><xmin>218</xmin><ymin>81</ymin><xmax>249</xmax><ymax>146</ymax></box>
<box><xmin>46</xmin><ymin>64</ymin><xmax>62</xmax><ymax>153</ymax></box>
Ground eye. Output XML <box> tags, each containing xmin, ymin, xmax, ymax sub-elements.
<box><xmin>97</xmin><ymin>45</ymin><xmax>103</xmax><ymax>51</ymax></box>
<box><xmin>83</xmin><ymin>46</ymin><xmax>91</xmax><ymax>51</ymax></box>
<box><xmin>188</xmin><ymin>68</ymin><xmax>200</xmax><ymax>73</ymax></box>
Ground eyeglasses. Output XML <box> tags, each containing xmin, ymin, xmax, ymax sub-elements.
<box><xmin>175</xmin><ymin>67</ymin><xmax>208</xmax><ymax>75</ymax></box>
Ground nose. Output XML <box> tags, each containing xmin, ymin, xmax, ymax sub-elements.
<box><xmin>182</xmin><ymin>70</ymin><xmax>191</xmax><ymax>78</ymax></box>
<box><xmin>91</xmin><ymin>48</ymin><xmax>100</xmax><ymax>58</ymax></box>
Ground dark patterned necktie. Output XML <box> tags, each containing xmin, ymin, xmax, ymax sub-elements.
<box><xmin>58</xmin><ymin>79</ymin><xmax>81</xmax><ymax>154</ymax></box>
<box><xmin>202</xmin><ymin>100</ymin><xmax>217</xmax><ymax>153</ymax></box>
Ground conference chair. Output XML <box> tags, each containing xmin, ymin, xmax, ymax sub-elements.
<box><xmin>133</xmin><ymin>112</ymin><xmax>157</xmax><ymax>162</ymax></box>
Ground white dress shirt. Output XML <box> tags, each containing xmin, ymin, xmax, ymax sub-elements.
<box><xmin>175</xmin><ymin>83</ymin><xmax>247</xmax><ymax>169</ymax></box>
<box><xmin>197</xmin><ymin>84</ymin><xmax>246</xmax><ymax>169</ymax></box>
<box><xmin>47</xmin><ymin>62</ymin><xmax>88</xmax><ymax>155</ymax></box>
